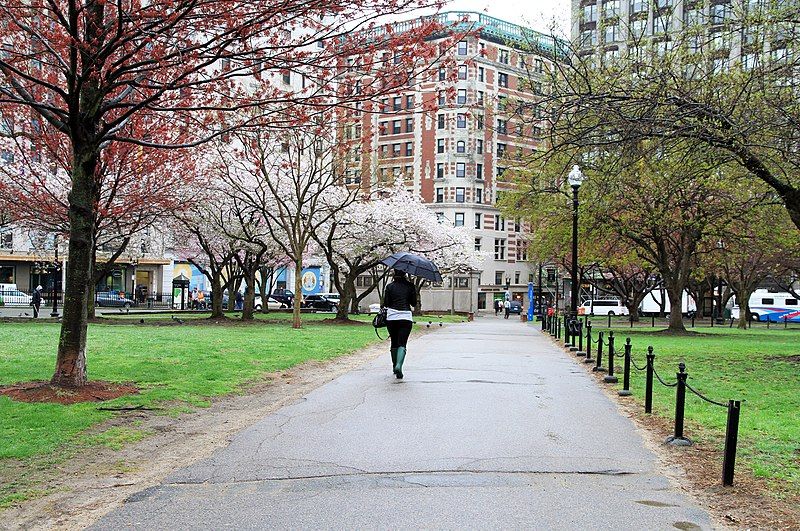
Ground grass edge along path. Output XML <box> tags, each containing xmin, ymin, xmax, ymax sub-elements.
<box><xmin>0</xmin><ymin>319</ymin><xmax>393</xmax><ymax>508</ymax></box>
<box><xmin>590</xmin><ymin>327</ymin><xmax>799</xmax><ymax>500</ymax></box>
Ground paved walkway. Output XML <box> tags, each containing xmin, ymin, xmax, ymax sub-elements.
<box><xmin>96</xmin><ymin>318</ymin><xmax>712</xmax><ymax>530</ymax></box>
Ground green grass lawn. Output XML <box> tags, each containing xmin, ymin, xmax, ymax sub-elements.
<box><xmin>599</xmin><ymin>326</ymin><xmax>800</xmax><ymax>497</ymax></box>
<box><xmin>0</xmin><ymin>320</ymin><xmax>382</xmax><ymax>463</ymax></box>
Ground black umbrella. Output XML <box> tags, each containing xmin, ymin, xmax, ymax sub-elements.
<box><xmin>381</xmin><ymin>252</ymin><xmax>443</xmax><ymax>283</ymax></box>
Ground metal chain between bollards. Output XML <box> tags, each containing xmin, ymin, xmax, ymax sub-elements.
<box><xmin>685</xmin><ymin>382</ymin><xmax>729</xmax><ymax>408</ymax></box>
<box><xmin>651</xmin><ymin>366</ymin><xmax>679</xmax><ymax>387</ymax></box>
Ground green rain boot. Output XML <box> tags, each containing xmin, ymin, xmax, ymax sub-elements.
<box><xmin>390</xmin><ymin>348</ymin><xmax>398</xmax><ymax>371</ymax></box>
<box><xmin>394</xmin><ymin>347</ymin><xmax>406</xmax><ymax>379</ymax></box>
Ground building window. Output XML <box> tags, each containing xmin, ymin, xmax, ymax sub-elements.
<box><xmin>458</xmin><ymin>64</ymin><xmax>467</xmax><ymax>80</ymax></box>
<box><xmin>604</xmin><ymin>24</ymin><xmax>619</xmax><ymax>43</ymax></box>
<box><xmin>405</xmin><ymin>142</ymin><xmax>413</xmax><ymax>156</ymax></box>
<box><xmin>406</xmin><ymin>118</ymin><xmax>414</xmax><ymax>132</ymax></box>
<box><xmin>476</xmin><ymin>188</ymin><xmax>483</xmax><ymax>204</ymax></box>
<box><xmin>0</xmin><ymin>231</ymin><xmax>13</xmax><ymax>250</ymax></box>
<box><xmin>477</xmin><ymin>90</ymin><xmax>484</xmax><ymax>105</ymax></box>
<box><xmin>475</xmin><ymin>213</ymin><xmax>482</xmax><ymax>229</ymax></box>
<box><xmin>436</xmin><ymin>163</ymin><xmax>444</xmax><ymax>178</ymax></box>
<box><xmin>457</xmin><ymin>40</ymin><xmax>468</xmax><ymax>55</ymax></box>
<box><xmin>457</xmin><ymin>89</ymin><xmax>467</xmax><ymax>105</ymax></box>
<box><xmin>477</xmin><ymin>139</ymin><xmax>483</xmax><ymax>154</ymax></box>
<box><xmin>495</xmin><ymin>271</ymin><xmax>504</xmax><ymax>285</ymax></box>
<box><xmin>499</xmin><ymin>49</ymin><xmax>509</xmax><ymax>64</ymax></box>
<box><xmin>438</xmin><ymin>91</ymin><xmax>446</xmax><ymax>106</ymax></box>
<box><xmin>438</xmin><ymin>67</ymin><xmax>446</xmax><ymax>81</ymax></box>
<box><xmin>456</xmin><ymin>140</ymin><xmax>465</xmax><ymax>153</ymax></box>
<box><xmin>498</xmin><ymin>95</ymin><xmax>507</xmax><ymax>111</ymax></box>
<box><xmin>0</xmin><ymin>265</ymin><xmax>15</xmax><ymax>283</ymax></box>
<box><xmin>393</xmin><ymin>96</ymin><xmax>402</xmax><ymax>111</ymax></box>
<box><xmin>282</xmin><ymin>71</ymin><xmax>291</xmax><ymax>84</ymax></box>
<box><xmin>477</xmin><ymin>115</ymin><xmax>484</xmax><ymax>129</ymax></box>
<box><xmin>392</xmin><ymin>143</ymin><xmax>401</xmax><ymax>157</ymax></box>
<box><xmin>456</xmin><ymin>187</ymin><xmax>465</xmax><ymax>202</ymax></box>
<box><xmin>475</xmin><ymin>237</ymin><xmax>482</xmax><ymax>251</ymax></box>
<box><xmin>514</xmin><ymin>271</ymin><xmax>521</xmax><ymax>284</ymax></box>
<box><xmin>436</xmin><ymin>188</ymin><xmax>444</xmax><ymax>203</ymax></box>
<box><xmin>406</xmin><ymin>95</ymin><xmax>414</xmax><ymax>108</ymax></box>
<box><xmin>457</xmin><ymin>114</ymin><xmax>466</xmax><ymax>128</ymax></box>
<box><xmin>498</xmin><ymin>73</ymin><xmax>508</xmax><ymax>88</ymax></box>
<box><xmin>583</xmin><ymin>3</ymin><xmax>597</xmax><ymax>23</ymax></box>
<box><xmin>454</xmin><ymin>212</ymin><xmax>465</xmax><ymax>226</ymax></box>
<box><xmin>478</xmin><ymin>67</ymin><xmax>485</xmax><ymax>82</ymax></box>
<box><xmin>494</xmin><ymin>238</ymin><xmax>506</xmax><ymax>260</ymax></box>
<box><xmin>497</xmin><ymin>166</ymin><xmax>506</xmax><ymax>177</ymax></box>
<box><xmin>497</xmin><ymin>120</ymin><xmax>507</xmax><ymax>134</ymax></box>
<box><xmin>437</xmin><ymin>139</ymin><xmax>445</xmax><ymax>153</ymax></box>
<box><xmin>437</xmin><ymin>114</ymin><xmax>445</xmax><ymax>129</ymax></box>
<box><xmin>476</xmin><ymin>163</ymin><xmax>483</xmax><ymax>178</ymax></box>
<box><xmin>497</xmin><ymin>142</ymin><xmax>507</xmax><ymax>156</ymax></box>
<box><xmin>495</xmin><ymin>215</ymin><xmax>505</xmax><ymax>231</ymax></box>
<box><xmin>456</xmin><ymin>162</ymin><xmax>466</xmax><ymax>178</ymax></box>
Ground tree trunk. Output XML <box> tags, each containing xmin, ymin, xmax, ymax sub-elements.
<box><xmin>666</xmin><ymin>288</ymin><xmax>686</xmax><ymax>332</ymax></box>
<box><xmin>737</xmin><ymin>287</ymin><xmax>754</xmax><ymax>330</ymax></box>
<box><xmin>210</xmin><ymin>275</ymin><xmax>224</xmax><ymax>318</ymax></box>
<box><xmin>292</xmin><ymin>260</ymin><xmax>303</xmax><ymax>328</ymax></box>
<box><xmin>241</xmin><ymin>269</ymin><xmax>256</xmax><ymax>320</ymax></box>
<box><xmin>52</xmin><ymin>149</ymin><xmax>98</xmax><ymax>387</ymax></box>
<box><xmin>626</xmin><ymin>303</ymin><xmax>640</xmax><ymax>322</ymax></box>
<box><xmin>258</xmin><ymin>269</ymin><xmax>269</xmax><ymax>314</ymax></box>
<box><xmin>335</xmin><ymin>278</ymin><xmax>356</xmax><ymax>321</ymax></box>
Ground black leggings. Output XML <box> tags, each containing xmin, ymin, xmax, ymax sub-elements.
<box><xmin>387</xmin><ymin>319</ymin><xmax>413</xmax><ymax>350</ymax></box>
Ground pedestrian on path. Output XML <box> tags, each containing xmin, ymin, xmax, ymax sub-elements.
<box><xmin>31</xmin><ymin>285</ymin><xmax>43</xmax><ymax>318</ymax></box>
<box><xmin>504</xmin><ymin>299</ymin><xmax>510</xmax><ymax>319</ymax></box>
<box><xmin>383</xmin><ymin>270</ymin><xmax>416</xmax><ymax>379</ymax></box>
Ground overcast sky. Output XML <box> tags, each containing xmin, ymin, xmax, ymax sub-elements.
<box><xmin>442</xmin><ymin>0</ymin><xmax>571</xmax><ymax>38</ymax></box>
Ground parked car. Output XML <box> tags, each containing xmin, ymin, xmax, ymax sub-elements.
<box><xmin>0</xmin><ymin>288</ymin><xmax>33</xmax><ymax>306</ymax></box>
<box><xmin>271</xmin><ymin>289</ymin><xmax>295</xmax><ymax>307</ymax></box>
<box><xmin>578</xmin><ymin>298</ymin><xmax>629</xmax><ymax>316</ymax></box>
<box><xmin>254</xmin><ymin>296</ymin><xmax>284</xmax><ymax>311</ymax></box>
<box><xmin>508</xmin><ymin>300</ymin><xmax>523</xmax><ymax>314</ymax></box>
<box><xmin>95</xmin><ymin>291</ymin><xmax>134</xmax><ymax>308</ymax></box>
<box><xmin>302</xmin><ymin>294</ymin><xmax>339</xmax><ymax>312</ymax></box>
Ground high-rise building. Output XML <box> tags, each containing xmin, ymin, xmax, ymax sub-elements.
<box><xmin>572</xmin><ymin>0</ymin><xmax>793</xmax><ymax>65</ymax></box>
<box><xmin>343</xmin><ymin>12</ymin><xmax>566</xmax><ymax>312</ymax></box>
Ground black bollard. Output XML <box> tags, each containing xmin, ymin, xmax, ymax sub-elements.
<box><xmin>785</xmin><ymin>315</ymin><xmax>788</xmax><ymax>329</ymax></box>
<box><xmin>722</xmin><ymin>400</ymin><xmax>741</xmax><ymax>486</ymax></box>
<box><xmin>569</xmin><ymin>319</ymin><xmax>579</xmax><ymax>351</ymax></box>
<box><xmin>607</xmin><ymin>312</ymin><xmax>612</xmax><ymax>329</ymax></box>
<box><xmin>619</xmin><ymin>338</ymin><xmax>632</xmax><ymax>396</ymax></box>
<box><xmin>729</xmin><ymin>317</ymin><xmax>734</xmax><ymax>328</ymax></box>
<box><xmin>665</xmin><ymin>363</ymin><xmax>691</xmax><ymax>446</ymax></box>
<box><xmin>604</xmin><ymin>331</ymin><xmax>618</xmax><ymax>383</ymax></box>
<box><xmin>584</xmin><ymin>321</ymin><xmax>594</xmax><ymax>363</ymax></box>
<box><xmin>577</xmin><ymin>320</ymin><xmax>586</xmax><ymax>356</ymax></box>
<box><xmin>651</xmin><ymin>314</ymin><xmax>655</xmax><ymax>328</ymax></box>
<box><xmin>557</xmin><ymin>315</ymin><xmax>562</xmax><ymax>339</ymax></box>
<box><xmin>542</xmin><ymin>314</ymin><xmax>547</xmax><ymax>331</ymax></box>
<box><xmin>593</xmin><ymin>331</ymin><xmax>606</xmax><ymax>372</ymax></box>
<box><xmin>691</xmin><ymin>314</ymin><xmax>695</xmax><ymax>328</ymax></box>
<box><xmin>645</xmin><ymin>347</ymin><xmax>655</xmax><ymax>414</ymax></box>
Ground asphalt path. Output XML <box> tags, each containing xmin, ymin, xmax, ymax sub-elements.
<box><xmin>95</xmin><ymin>317</ymin><xmax>712</xmax><ymax>530</ymax></box>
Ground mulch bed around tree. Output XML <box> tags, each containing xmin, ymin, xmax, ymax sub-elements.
<box><xmin>0</xmin><ymin>381</ymin><xmax>139</xmax><ymax>404</ymax></box>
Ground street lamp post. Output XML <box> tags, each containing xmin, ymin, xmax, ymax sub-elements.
<box><xmin>568</xmin><ymin>165</ymin><xmax>585</xmax><ymax>319</ymax></box>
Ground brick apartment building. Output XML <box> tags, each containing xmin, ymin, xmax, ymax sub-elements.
<box><xmin>342</xmin><ymin>12</ymin><xmax>566</xmax><ymax>312</ymax></box>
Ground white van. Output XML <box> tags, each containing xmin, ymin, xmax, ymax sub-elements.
<box><xmin>640</xmin><ymin>289</ymin><xmax>697</xmax><ymax>316</ymax></box>
<box><xmin>579</xmin><ymin>299</ymin><xmax>629</xmax><ymax>316</ymax></box>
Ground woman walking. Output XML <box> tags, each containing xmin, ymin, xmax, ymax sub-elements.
<box><xmin>383</xmin><ymin>270</ymin><xmax>416</xmax><ymax>379</ymax></box>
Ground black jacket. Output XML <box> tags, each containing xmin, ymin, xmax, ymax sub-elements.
<box><xmin>32</xmin><ymin>290</ymin><xmax>42</xmax><ymax>305</ymax></box>
<box><xmin>384</xmin><ymin>279</ymin><xmax>417</xmax><ymax>311</ymax></box>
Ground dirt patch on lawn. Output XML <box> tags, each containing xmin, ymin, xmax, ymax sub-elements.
<box><xmin>0</xmin><ymin>330</ymin><xmax>432</xmax><ymax>530</ymax></box>
<box><xmin>766</xmin><ymin>354</ymin><xmax>800</xmax><ymax>363</ymax></box>
<box><xmin>0</xmin><ymin>381</ymin><xmax>138</xmax><ymax>404</ymax></box>
<box><xmin>550</xmin><ymin>334</ymin><xmax>800</xmax><ymax>530</ymax></box>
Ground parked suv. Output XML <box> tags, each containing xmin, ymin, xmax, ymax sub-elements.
<box><xmin>302</xmin><ymin>294</ymin><xmax>339</xmax><ymax>312</ymax></box>
<box><xmin>508</xmin><ymin>300</ymin><xmax>523</xmax><ymax>314</ymax></box>
<box><xmin>271</xmin><ymin>289</ymin><xmax>295</xmax><ymax>307</ymax></box>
